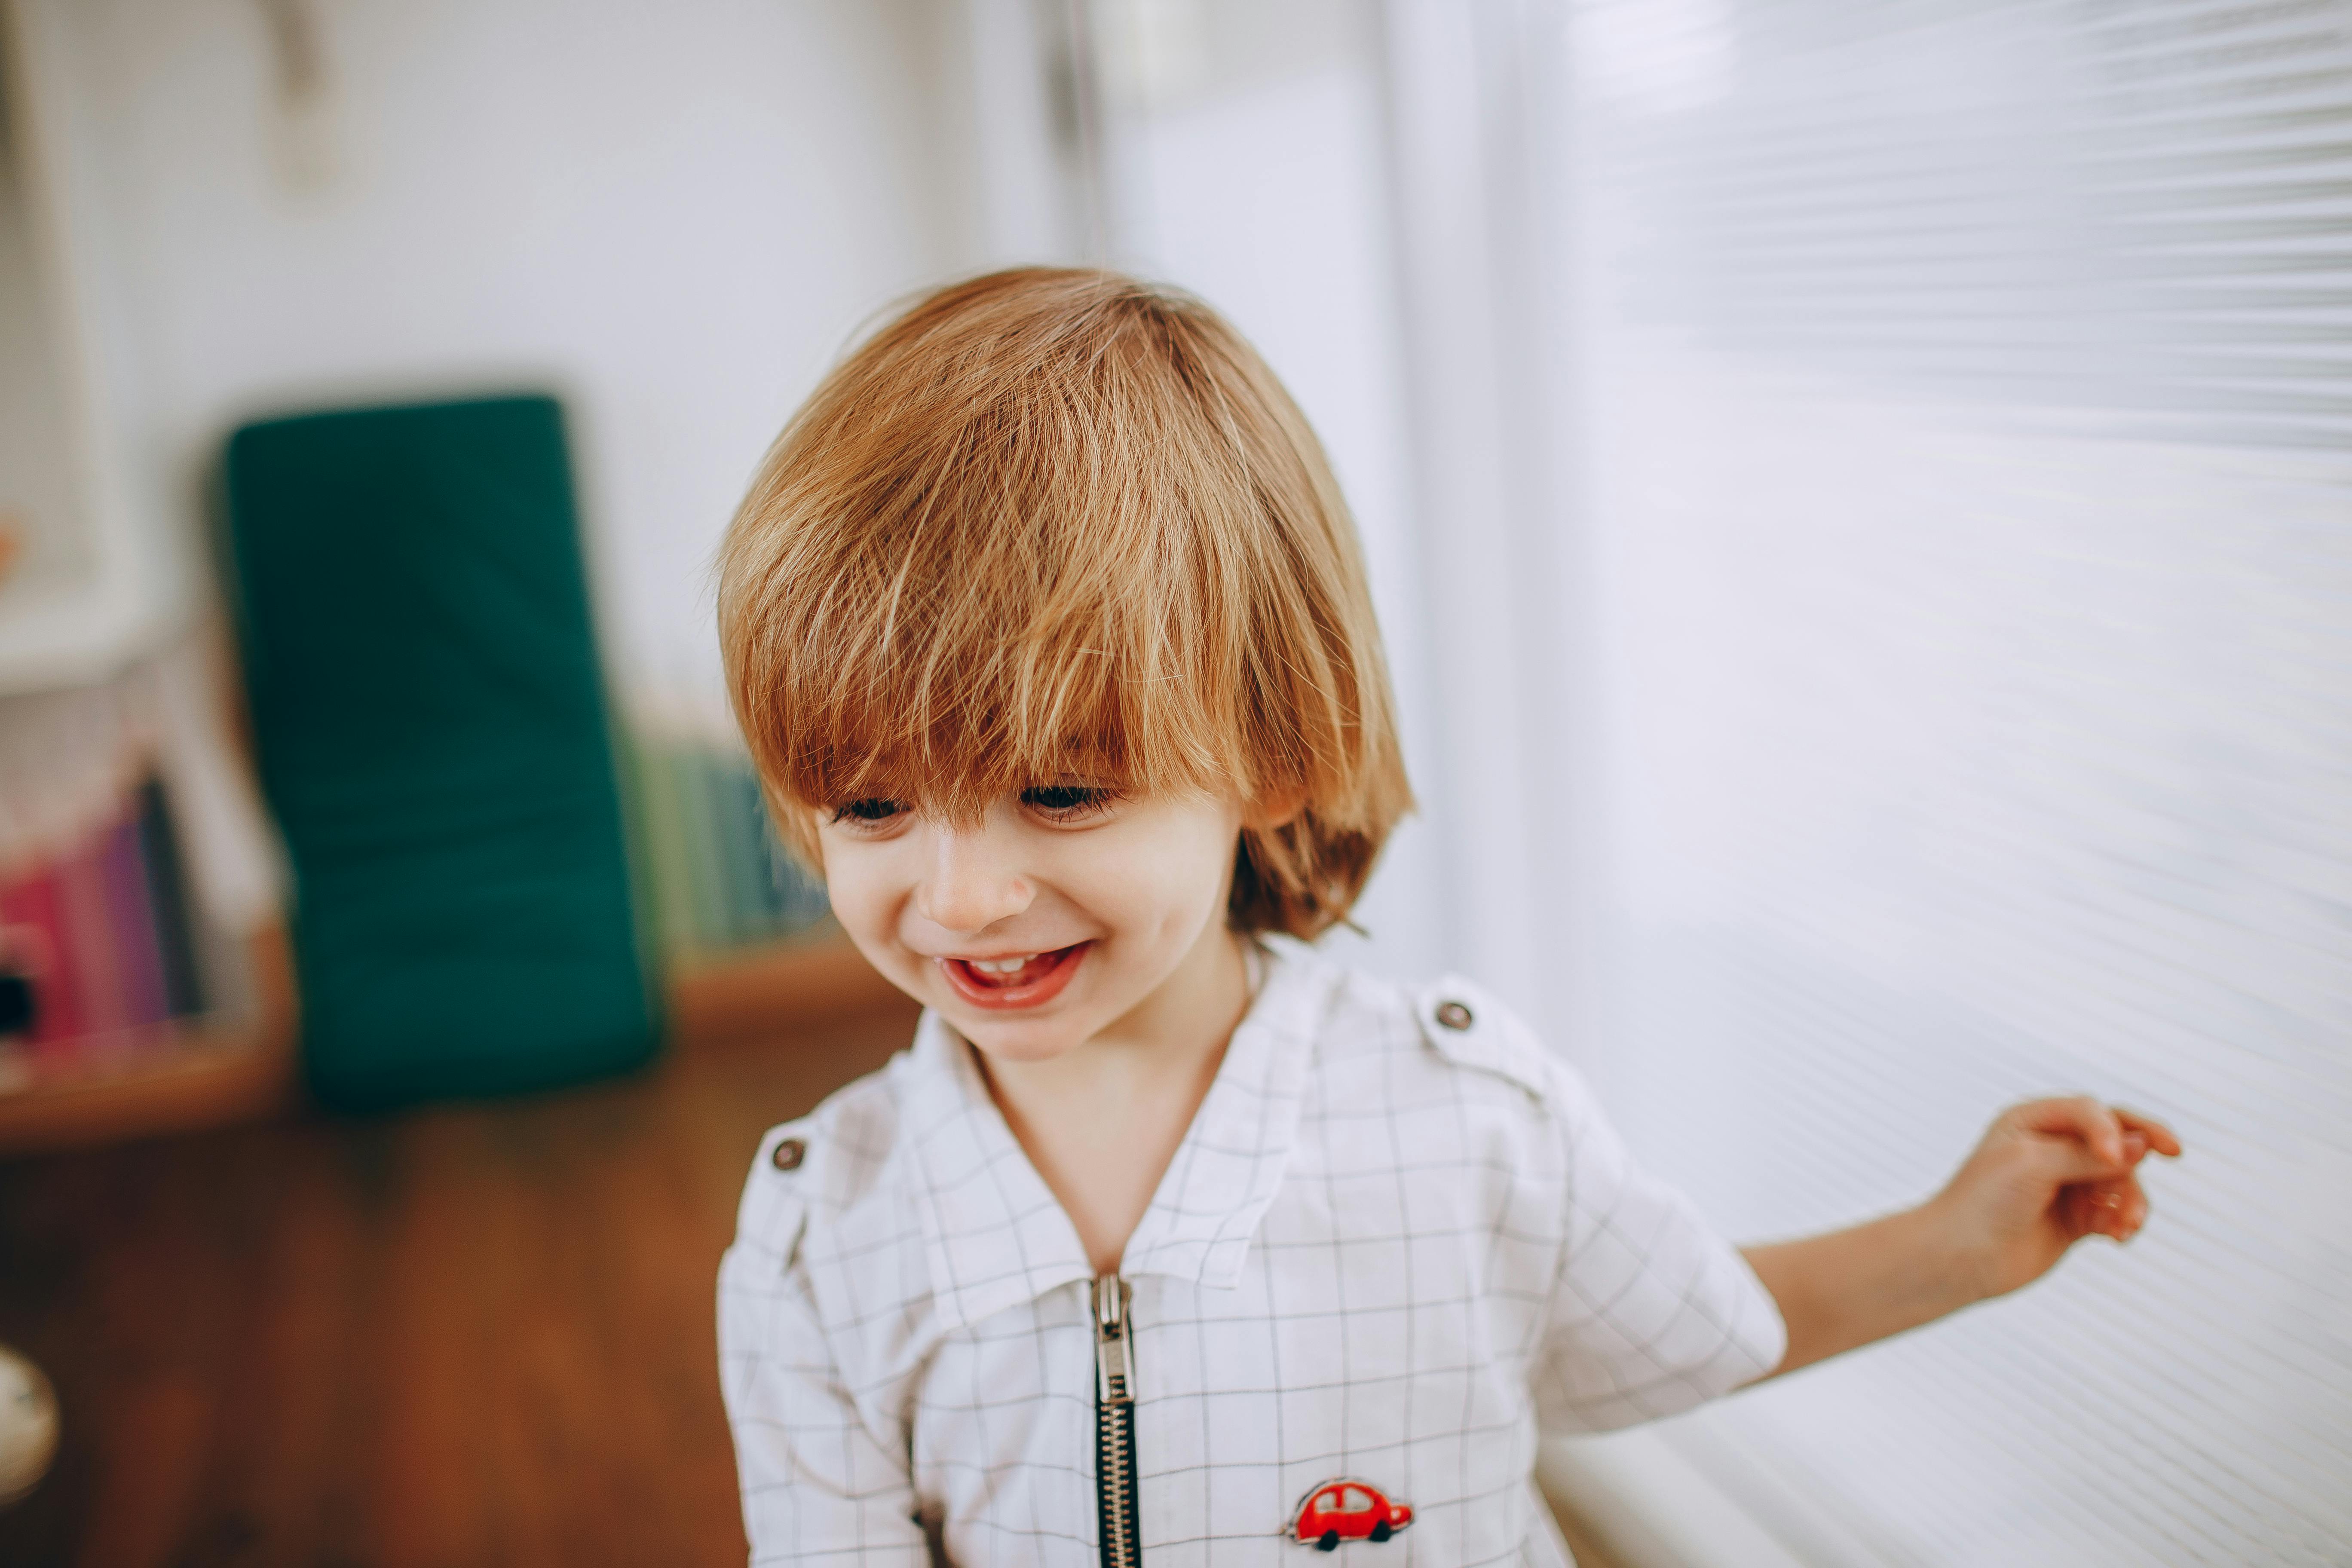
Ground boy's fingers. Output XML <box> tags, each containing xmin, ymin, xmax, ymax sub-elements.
<box><xmin>2009</xmin><ymin>1096</ymin><xmax>2183</xmax><ymax>1166</ymax></box>
<box><xmin>2013</xmin><ymin>1096</ymin><xmax>2127</xmax><ymax>1164</ymax></box>
<box><xmin>2070</xmin><ymin>1174</ymin><xmax>2150</xmax><ymax>1239</ymax></box>
<box><xmin>2060</xmin><ymin>1187</ymin><xmax>2092</xmax><ymax>1238</ymax></box>
<box><xmin>2030</xmin><ymin>1133</ymin><xmax>2130</xmax><ymax>1186</ymax></box>
<box><xmin>2112</xmin><ymin>1106</ymin><xmax>2183</xmax><ymax>1158</ymax></box>
<box><xmin>2062</xmin><ymin>1188</ymin><xmax>2109</xmax><ymax>1241</ymax></box>
<box><xmin>2064</xmin><ymin>1185</ymin><xmax>2125</xmax><ymax>1241</ymax></box>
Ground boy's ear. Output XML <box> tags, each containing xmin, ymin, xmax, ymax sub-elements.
<box><xmin>1248</xmin><ymin>786</ymin><xmax>1309</xmax><ymax>831</ymax></box>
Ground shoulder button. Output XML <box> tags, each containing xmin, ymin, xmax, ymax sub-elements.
<box><xmin>772</xmin><ymin>1136</ymin><xmax>808</xmax><ymax>1172</ymax></box>
<box><xmin>1414</xmin><ymin>979</ymin><xmax>1547</xmax><ymax>1104</ymax></box>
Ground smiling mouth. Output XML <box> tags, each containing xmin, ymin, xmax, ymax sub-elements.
<box><xmin>939</xmin><ymin>943</ymin><xmax>1090</xmax><ymax>1010</ymax></box>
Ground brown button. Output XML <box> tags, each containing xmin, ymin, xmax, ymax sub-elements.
<box><xmin>772</xmin><ymin>1137</ymin><xmax>807</xmax><ymax>1171</ymax></box>
<box><xmin>1434</xmin><ymin>1000</ymin><xmax>1473</xmax><ymax>1031</ymax></box>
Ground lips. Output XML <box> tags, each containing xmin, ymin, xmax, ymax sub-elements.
<box><xmin>939</xmin><ymin>943</ymin><xmax>1090</xmax><ymax>1010</ymax></box>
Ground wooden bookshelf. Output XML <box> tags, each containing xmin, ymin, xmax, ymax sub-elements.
<box><xmin>0</xmin><ymin>922</ymin><xmax>298</xmax><ymax>1155</ymax></box>
<box><xmin>0</xmin><ymin>925</ymin><xmax>903</xmax><ymax>1156</ymax></box>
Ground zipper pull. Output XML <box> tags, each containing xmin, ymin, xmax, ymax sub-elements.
<box><xmin>1093</xmin><ymin>1274</ymin><xmax>1142</xmax><ymax>1568</ymax></box>
<box><xmin>1094</xmin><ymin>1274</ymin><xmax>1135</xmax><ymax>1405</ymax></box>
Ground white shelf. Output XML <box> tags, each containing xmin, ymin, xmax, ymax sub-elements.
<box><xmin>0</xmin><ymin>576</ymin><xmax>180</xmax><ymax>693</ymax></box>
<box><xmin>0</xmin><ymin>0</ymin><xmax>187</xmax><ymax>695</ymax></box>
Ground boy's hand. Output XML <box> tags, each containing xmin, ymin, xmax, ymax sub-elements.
<box><xmin>1928</xmin><ymin>1097</ymin><xmax>2182</xmax><ymax>1302</ymax></box>
<box><xmin>1750</xmin><ymin>1100</ymin><xmax>2183</xmax><ymax>1382</ymax></box>
<box><xmin>1743</xmin><ymin>1096</ymin><xmax>2182</xmax><ymax>1378</ymax></box>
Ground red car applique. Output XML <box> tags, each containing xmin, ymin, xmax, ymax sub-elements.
<box><xmin>1290</xmin><ymin>1479</ymin><xmax>1414</xmax><ymax>1550</ymax></box>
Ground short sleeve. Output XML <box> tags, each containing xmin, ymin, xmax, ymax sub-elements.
<box><xmin>718</xmin><ymin>1125</ymin><xmax>928</xmax><ymax>1565</ymax></box>
<box><xmin>1530</xmin><ymin>1065</ymin><xmax>1787</xmax><ymax>1433</ymax></box>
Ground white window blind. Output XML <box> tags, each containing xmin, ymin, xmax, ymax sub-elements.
<box><xmin>1552</xmin><ymin>0</ymin><xmax>2352</xmax><ymax>1563</ymax></box>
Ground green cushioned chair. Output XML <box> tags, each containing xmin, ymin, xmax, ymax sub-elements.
<box><xmin>224</xmin><ymin>395</ymin><xmax>659</xmax><ymax>1111</ymax></box>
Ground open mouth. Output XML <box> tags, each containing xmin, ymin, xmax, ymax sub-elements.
<box><xmin>939</xmin><ymin>943</ymin><xmax>1090</xmax><ymax>1011</ymax></box>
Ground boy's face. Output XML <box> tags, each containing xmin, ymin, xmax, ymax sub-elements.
<box><xmin>814</xmin><ymin>785</ymin><xmax>1246</xmax><ymax>1063</ymax></box>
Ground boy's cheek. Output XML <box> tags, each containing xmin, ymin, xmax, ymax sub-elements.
<box><xmin>822</xmin><ymin>878</ymin><xmax>891</xmax><ymax>950</ymax></box>
<box><xmin>827</xmin><ymin>896</ymin><xmax>937</xmax><ymax>1006</ymax></box>
<box><xmin>805</xmin><ymin>842</ymin><xmax>892</xmax><ymax>953</ymax></box>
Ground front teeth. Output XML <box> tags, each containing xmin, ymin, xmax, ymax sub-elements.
<box><xmin>966</xmin><ymin>954</ymin><xmax>1038</xmax><ymax>975</ymax></box>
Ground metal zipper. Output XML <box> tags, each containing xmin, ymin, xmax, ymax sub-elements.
<box><xmin>1094</xmin><ymin>1274</ymin><xmax>1141</xmax><ymax>1568</ymax></box>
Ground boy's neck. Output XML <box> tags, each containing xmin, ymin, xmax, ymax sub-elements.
<box><xmin>972</xmin><ymin>923</ymin><xmax>1256</xmax><ymax>1275</ymax></box>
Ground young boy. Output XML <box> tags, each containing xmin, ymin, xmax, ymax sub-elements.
<box><xmin>714</xmin><ymin>270</ymin><xmax>2177</xmax><ymax>1566</ymax></box>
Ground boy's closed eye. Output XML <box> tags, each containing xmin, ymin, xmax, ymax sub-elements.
<box><xmin>830</xmin><ymin>797</ymin><xmax>907</xmax><ymax>827</ymax></box>
<box><xmin>825</xmin><ymin>786</ymin><xmax>1120</xmax><ymax>830</ymax></box>
<box><xmin>1020</xmin><ymin>784</ymin><xmax>1118</xmax><ymax>822</ymax></box>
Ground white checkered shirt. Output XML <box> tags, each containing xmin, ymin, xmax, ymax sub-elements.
<box><xmin>717</xmin><ymin>941</ymin><xmax>1785</xmax><ymax>1565</ymax></box>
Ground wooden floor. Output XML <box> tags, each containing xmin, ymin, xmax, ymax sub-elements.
<box><xmin>0</xmin><ymin>1001</ymin><xmax>916</xmax><ymax>1568</ymax></box>
<box><xmin>0</xmin><ymin>992</ymin><xmax>1632</xmax><ymax>1568</ymax></box>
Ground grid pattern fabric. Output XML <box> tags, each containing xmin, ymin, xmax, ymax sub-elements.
<box><xmin>717</xmin><ymin>942</ymin><xmax>1784</xmax><ymax>1565</ymax></box>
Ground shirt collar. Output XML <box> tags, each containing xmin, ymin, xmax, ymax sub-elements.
<box><xmin>898</xmin><ymin>939</ymin><xmax>1335</xmax><ymax>1332</ymax></box>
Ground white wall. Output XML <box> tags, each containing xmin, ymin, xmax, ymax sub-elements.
<box><xmin>1460</xmin><ymin>2</ymin><xmax>2352</xmax><ymax>1563</ymax></box>
<box><xmin>0</xmin><ymin>63</ymin><xmax>82</xmax><ymax>595</ymax></box>
<box><xmin>1089</xmin><ymin>0</ymin><xmax>1447</xmax><ymax>978</ymax></box>
<box><xmin>30</xmin><ymin>0</ymin><xmax>973</xmax><ymax>714</ymax></box>
<box><xmin>27</xmin><ymin>0</ymin><xmax>1454</xmax><ymax>974</ymax></box>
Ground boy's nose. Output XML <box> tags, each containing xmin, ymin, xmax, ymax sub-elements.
<box><xmin>913</xmin><ymin>825</ymin><xmax>1035</xmax><ymax>935</ymax></box>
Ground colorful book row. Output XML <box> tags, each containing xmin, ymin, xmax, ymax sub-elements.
<box><xmin>0</xmin><ymin>776</ymin><xmax>206</xmax><ymax>1071</ymax></box>
<box><xmin>631</xmin><ymin>737</ymin><xmax>829</xmax><ymax>959</ymax></box>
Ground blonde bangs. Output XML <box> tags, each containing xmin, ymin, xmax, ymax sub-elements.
<box><xmin>719</xmin><ymin>268</ymin><xmax>1412</xmax><ymax>938</ymax></box>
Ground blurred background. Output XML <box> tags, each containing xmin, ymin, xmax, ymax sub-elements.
<box><xmin>0</xmin><ymin>0</ymin><xmax>2346</xmax><ymax>1563</ymax></box>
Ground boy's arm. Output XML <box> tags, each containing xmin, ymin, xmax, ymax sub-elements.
<box><xmin>719</xmin><ymin>1123</ymin><xmax>928</xmax><ymax>1566</ymax></box>
<box><xmin>1739</xmin><ymin>1097</ymin><xmax>2182</xmax><ymax>1378</ymax></box>
<box><xmin>719</xmin><ymin>1236</ymin><xmax>929</xmax><ymax>1564</ymax></box>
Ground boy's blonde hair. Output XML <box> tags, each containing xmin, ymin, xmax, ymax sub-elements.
<box><xmin>718</xmin><ymin>267</ymin><xmax>1412</xmax><ymax>939</ymax></box>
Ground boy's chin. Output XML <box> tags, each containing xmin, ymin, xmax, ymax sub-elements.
<box><xmin>948</xmin><ymin>1012</ymin><xmax>1093</xmax><ymax>1066</ymax></box>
